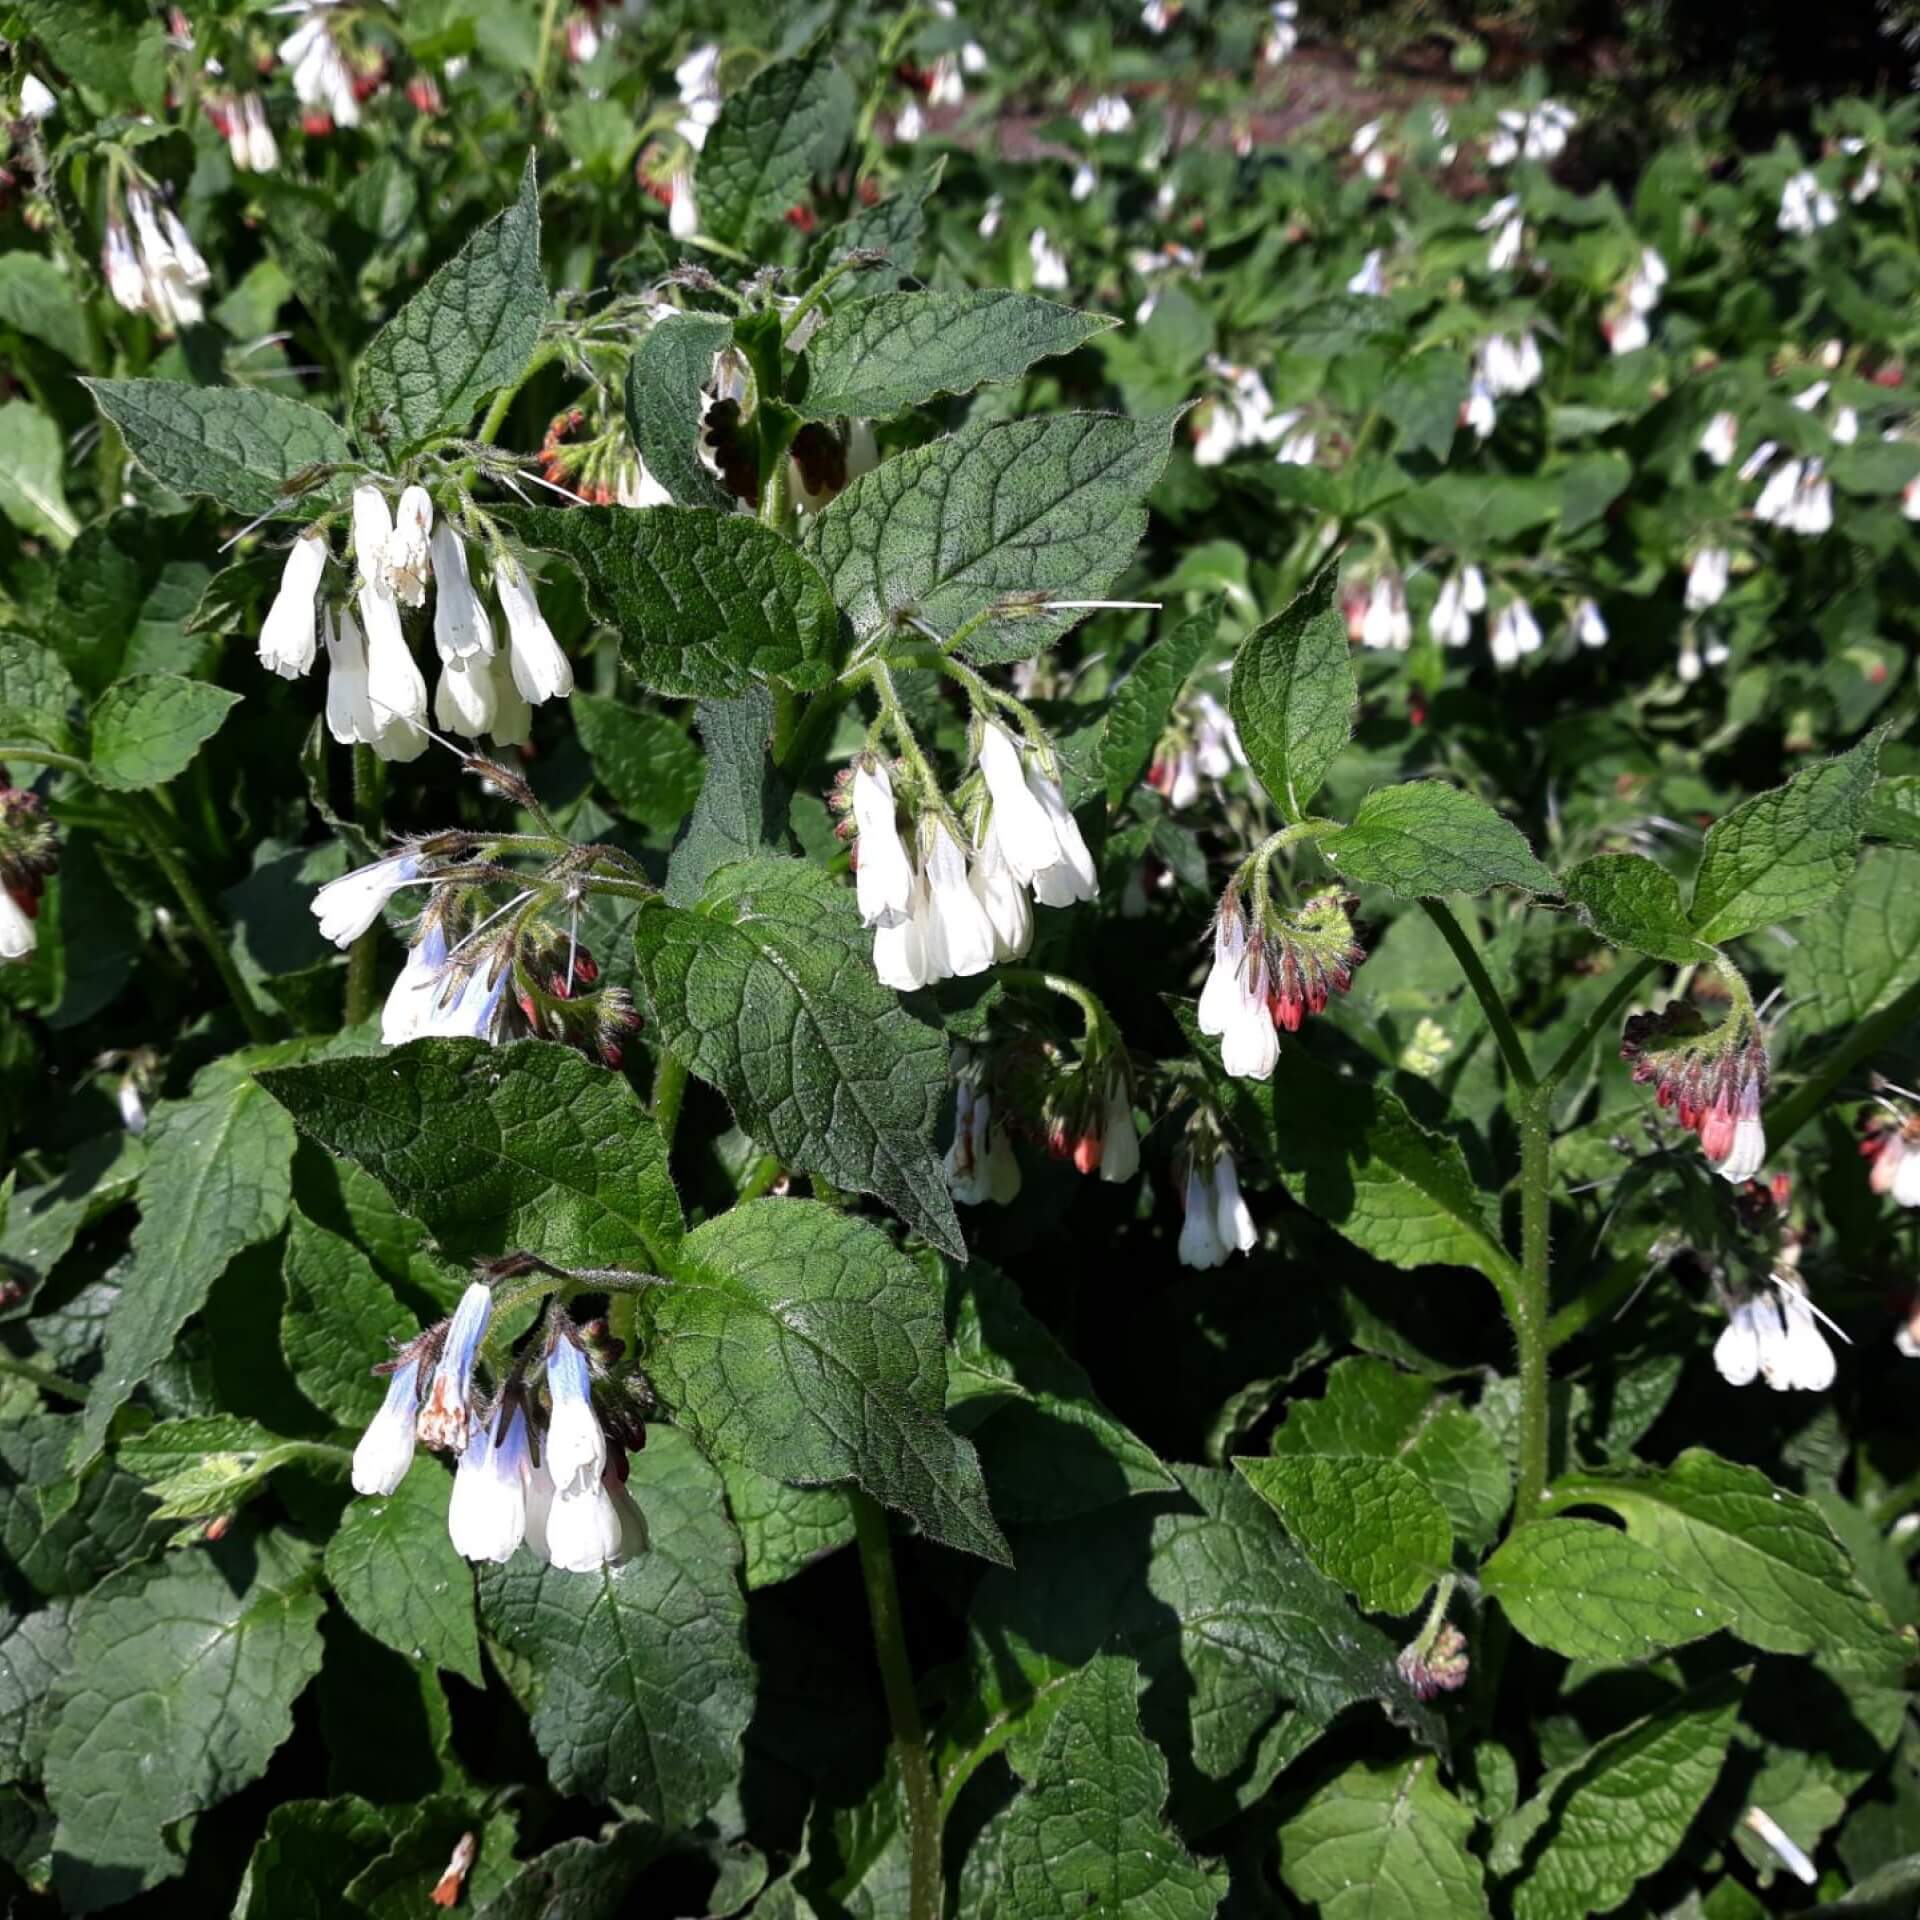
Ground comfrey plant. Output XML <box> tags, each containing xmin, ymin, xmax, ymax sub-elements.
<box><xmin>10</xmin><ymin>19</ymin><xmax>1920</xmax><ymax>1920</ymax></box>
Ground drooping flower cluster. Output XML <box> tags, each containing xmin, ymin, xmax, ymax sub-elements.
<box><xmin>944</xmin><ymin>1050</ymin><xmax>1022</xmax><ymax>1207</ymax></box>
<box><xmin>841</xmin><ymin>725</ymin><xmax>1096</xmax><ymax>993</ymax></box>
<box><xmin>1684</xmin><ymin>545</ymin><xmax>1732</xmax><ymax>612</ymax></box>
<box><xmin>1178</xmin><ymin>1146</ymin><xmax>1257</xmax><ymax>1269</ymax></box>
<box><xmin>1602</xmin><ymin>245</ymin><xmax>1667</xmax><ymax>355</ymax></box>
<box><xmin>259</xmin><ymin>484</ymin><xmax>572</xmax><ymax>761</ymax></box>
<box><xmin>277</xmin><ymin>3</ymin><xmax>362</xmax><ymax>131</ymax></box>
<box><xmin>309</xmin><ymin>842</ymin><xmax>639</xmax><ymax>1063</ymax></box>
<box><xmin>1489</xmin><ymin>596</ymin><xmax>1544</xmax><ymax>669</ymax></box>
<box><xmin>1428</xmin><ymin>565</ymin><xmax>1488</xmax><ymax>649</ymax></box>
<box><xmin>1713</xmin><ymin>1273</ymin><xmax>1838</xmax><ymax>1392</ymax></box>
<box><xmin>1200</xmin><ymin>886</ymin><xmax>1366</xmax><ymax>1081</ymax></box>
<box><xmin>1477</xmin><ymin>194</ymin><xmax>1525</xmax><ymax>274</ymax></box>
<box><xmin>1192</xmin><ymin>358</ymin><xmax>1309</xmax><ymax>467</ymax></box>
<box><xmin>0</xmin><ymin>781</ymin><xmax>60</xmax><ymax>965</ymax></box>
<box><xmin>1621</xmin><ymin>1001</ymin><xmax>1770</xmax><ymax>1183</ymax></box>
<box><xmin>1261</xmin><ymin>1</ymin><xmax>1299</xmax><ymax>66</ymax></box>
<box><xmin>205</xmin><ymin>92</ymin><xmax>280</xmax><ymax>173</ymax></box>
<box><xmin>102</xmin><ymin>181</ymin><xmax>211</xmax><ymax>332</ymax></box>
<box><xmin>1465</xmin><ymin>331</ymin><xmax>1542</xmax><ymax>440</ymax></box>
<box><xmin>1752</xmin><ymin>456</ymin><xmax>1834</xmax><ymax>536</ymax></box>
<box><xmin>1147</xmin><ymin>689</ymin><xmax>1244</xmax><ymax>809</ymax></box>
<box><xmin>1028</xmin><ymin>228</ymin><xmax>1070</xmax><ymax>291</ymax></box>
<box><xmin>674</xmin><ymin>43</ymin><xmax>722</xmax><ymax>148</ymax></box>
<box><xmin>1778</xmin><ymin>168</ymin><xmax>1839</xmax><ymax>237</ymax></box>
<box><xmin>1486</xmin><ymin>99</ymin><xmax>1576</xmax><ymax>168</ymax></box>
<box><xmin>352</xmin><ymin>1285</ymin><xmax>650</xmax><ymax>1573</ymax></box>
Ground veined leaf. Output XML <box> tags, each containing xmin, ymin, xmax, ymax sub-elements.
<box><xmin>1101</xmin><ymin>610</ymin><xmax>1215</xmax><ymax>806</ymax></box>
<box><xmin>1565</xmin><ymin>852</ymin><xmax>1708</xmax><ymax>964</ymax></box>
<box><xmin>0</xmin><ymin>400</ymin><xmax>78</xmax><ymax>547</ymax></box>
<box><xmin>633</xmin><ymin>857</ymin><xmax>962</xmax><ymax>1260</ymax></box>
<box><xmin>664</xmin><ymin>686</ymin><xmax>791</xmax><ymax>907</ymax></box>
<box><xmin>1228</xmin><ymin>562</ymin><xmax>1354</xmax><ymax>822</ymax></box>
<box><xmin>1785</xmin><ymin>846</ymin><xmax>1920</xmax><ymax>1038</ymax></box>
<box><xmin>695</xmin><ymin>43</ymin><xmax>854</xmax><ymax>248</ymax></box>
<box><xmin>87</xmin><ymin>673</ymin><xmax>241</xmax><ymax>791</ymax></box>
<box><xmin>1320</xmin><ymin>781</ymin><xmax>1555</xmax><ymax>898</ymax></box>
<box><xmin>805</xmin><ymin>409</ymin><xmax>1179</xmax><ymax>666</ymax></box>
<box><xmin>623</xmin><ymin>312</ymin><xmax>735</xmax><ymax>511</ymax></box>
<box><xmin>355</xmin><ymin>153</ymin><xmax>544</xmax><ymax>450</ymax></box>
<box><xmin>794</xmin><ymin>291</ymin><xmax>1115</xmax><ymax>421</ymax></box>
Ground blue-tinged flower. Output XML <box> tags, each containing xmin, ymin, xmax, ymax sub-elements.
<box><xmin>417</xmin><ymin>1282</ymin><xmax>492</xmax><ymax>1451</ymax></box>
<box><xmin>448</xmin><ymin>1398</ymin><xmax>532</xmax><ymax>1563</ymax></box>
<box><xmin>351</xmin><ymin>1355</ymin><xmax>422</xmax><ymax>1495</ymax></box>
<box><xmin>381</xmin><ymin>921</ymin><xmax>450</xmax><ymax>1046</ymax></box>
<box><xmin>312</xmin><ymin>849</ymin><xmax>424</xmax><ymax>948</ymax></box>
<box><xmin>417</xmin><ymin>958</ymin><xmax>508</xmax><ymax>1044</ymax></box>
<box><xmin>544</xmin><ymin>1329</ymin><xmax>607</xmax><ymax>1495</ymax></box>
<box><xmin>545</xmin><ymin>1468</ymin><xmax>627</xmax><ymax>1573</ymax></box>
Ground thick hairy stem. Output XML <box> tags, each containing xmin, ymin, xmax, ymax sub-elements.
<box><xmin>1512</xmin><ymin>1086</ymin><xmax>1555</xmax><ymax>1522</ymax></box>
<box><xmin>850</xmin><ymin>1492</ymin><xmax>941</xmax><ymax>1920</ymax></box>
<box><xmin>344</xmin><ymin>744</ymin><xmax>386</xmax><ymax>1028</ymax></box>
<box><xmin>651</xmin><ymin>1050</ymin><xmax>688</xmax><ymax>1149</ymax></box>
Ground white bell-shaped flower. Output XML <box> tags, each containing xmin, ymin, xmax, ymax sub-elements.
<box><xmin>448</xmin><ymin>1402</ymin><xmax>532</xmax><ymax>1564</ymax></box>
<box><xmin>382</xmin><ymin>923</ymin><xmax>449</xmax><ymax>1045</ymax></box>
<box><xmin>1430</xmin><ymin>573</ymin><xmax>1470</xmax><ymax>648</ymax></box>
<box><xmin>669</xmin><ymin>166</ymin><xmax>699</xmax><ymax>239</ymax></box>
<box><xmin>1345</xmin><ymin>249</ymin><xmax>1386</xmax><ymax>297</ymax></box>
<box><xmin>417</xmin><ymin>1281</ymin><xmax>493</xmax><ymax>1452</ymax></box>
<box><xmin>976</xmin><ymin>724</ymin><xmax>1057</xmax><ymax>886</ymax></box>
<box><xmin>851</xmin><ymin>761</ymin><xmax>915</xmax><ymax>929</ymax></box>
<box><xmin>258</xmin><ymin>530</ymin><xmax>327</xmax><ymax>679</ymax></box>
<box><xmin>544</xmin><ymin>1331</ymin><xmax>608</xmax><ymax>1496</ymax></box>
<box><xmin>872</xmin><ymin>873</ymin><xmax>933</xmax><ymax>992</ymax></box>
<box><xmin>430</xmin><ymin>522</ymin><xmax>491</xmax><ymax>662</ymax></box>
<box><xmin>1218</xmin><ymin>941</ymin><xmax>1279</xmax><ymax>1082</ymax></box>
<box><xmin>1572</xmin><ymin>598</ymin><xmax>1608</xmax><ymax>649</ymax></box>
<box><xmin>324</xmin><ymin>607</ymin><xmax>374</xmax><ymax>746</ymax></box>
<box><xmin>434</xmin><ymin>657</ymin><xmax>496</xmax><ymax>737</ymax></box>
<box><xmin>350</xmin><ymin>1355</ymin><xmax>422</xmax><ymax>1495</ymax></box>
<box><xmin>1025</xmin><ymin>764</ymin><xmax>1098</xmax><ymax>907</ymax></box>
<box><xmin>1100</xmin><ymin>1078</ymin><xmax>1140</xmax><ymax>1184</ymax></box>
<box><xmin>1684</xmin><ymin>547</ymin><xmax>1731</xmax><ymax>612</ymax></box>
<box><xmin>1177</xmin><ymin>1164</ymin><xmax>1228</xmax><ymax>1269</ymax></box>
<box><xmin>417</xmin><ymin>958</ymin><xmax>509</xmax><ymax>1043</ymax></box>
<box><xmin>1699</xmin><ymin>411</ymin><xmax>1739</xmax><ymax>467</ymax></box>
<box><xmin>0</xmin><ymin>888</ymin><xmax>34</xmax><ymax>963</ymax></box>
<box><xmin>496</xmin><ymin>558</ymin><xmax>574</xmax><ymax>704</ymax></box>
<box><xmin>969</xmin><ymin>819</ymin><xmax>1034</xmax><ymax>961</ymax></box>
<box><xmin>1713</xmin><ymin>1295</ymin><xmax>1777</xmax><ymax>1388</ymax></box>
<box><xmin>386</xmin><ymin>486</ymin><xmax>434</xmax><ymax>608</ymax></box>
<box><xmin>921</xmin><ymin>820</ymin><xmax>996</xmax><ymax>979</ymax></box>
<box><xmin>1213</xmin><ymin>1151</ymin><xmax>1257</xmax><ymax>1254</ymax></box>
<box><xmin>1769</xmin><ymin>1280</ymin><xmax>1837</xmax><ymax>1392</ymax></box>
<box><xmin>311</xmin><ymin>848</ymin><xmax>424</xmax><ymax>947</ymax></box>
<box><xmin>545</xmin><ymin>1470</ymin><xmax>627</xmax><ymax>1572</ymax></box>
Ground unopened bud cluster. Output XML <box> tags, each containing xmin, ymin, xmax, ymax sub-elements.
<box><xmin>1621</xmin><ymin>1002</ymin><xmax>1770</xmax><ymax>1183</ymax></box>
<box><xmin>351</xmin><ymin>1283</ymin><xmax>651</xmax><ymax>1573</ymax></box>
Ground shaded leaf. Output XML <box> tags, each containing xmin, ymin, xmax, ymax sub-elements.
<box><xmin>87</xmin><ymin>672</ymin><xmax>241</xmax><ymax>791</ymax></box>
<box><xmin>623</xmin><ymin>312</ymin><xmax>735</xmax><ymax>510</ymax></box>
<box><xmin>696</xmin><ymin>44</ymin><xmax>855</xmax><ymax>248</ymax></box>
<box><xmin>1228</xmin><ymin>562</ymin><xmax>1354</xmax><ymax>823</ymax></box>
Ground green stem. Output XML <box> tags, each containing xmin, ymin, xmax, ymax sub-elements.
<box><xmin>344</xmin><ymin>745</ymin><xmax>385</xmax><ymax>1028</ymax></box>
<box><xmin>996</xmin><ymin>967</ymin><xmax>1113</xmax><ymax>1048</ymax></box>
<box><xmin>652</xmin><ymin>1051</ymin><xmax>688</xmax><ymax>1149</ymax></box>
<box><xmin>1765</xmin><ymin>972</ymin><xmax>1920</xmax><ymax>1155</ymax></box>
<box><xmin>777</xmin><ymin>682</ymin><xmax>855</xmax><ymax>778</ymax></box>
<box><xmin>476</xmin><ymin>343</ymin><xmax>562</xmax><ymax>450</ymax></box>
<box><xmin>850</xmin><ymin>1492</ymin><xmax>942</xmax><ymax>1920</ymax></box>
<box><xmin>736</xmin><ymin>1155</ymin><xmax>784</xmax><ymax>1203</ymax></box>
<box><xmin>124</xmin><ymin>794</ymin><xmax>273</xmax><ymax>1044</ymax></box>
<box><xmin>1421</xmin><ymin>899</ymin><xmax>1534</xmax><ymax>1091</ymax></box>
<box><xmin>531</xmin><ymin>0</ymin><xmax>565</xmax><ymax>93</ymax></box>
<box><xmin>781</xmin><ymin>255</ymin><xmax>866</xmax><ymax>342</ymax></box>
<box><xmin>0</xmin><ymin>1351</ymin><xmax>88</xmax><ymax>1405</ymax></box>
<box><xmin>1512</xmin><ymin>1085</ymin><xmax>1554</xmax><ymax>1523</ymax></box>
<box><xmin>1539</xmin><ymin>956</ymin><xmax>1658</xmax><ymax>1090</ymax></box>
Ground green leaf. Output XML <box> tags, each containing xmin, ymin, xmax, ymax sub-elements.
<box><xmin>1481</xmin><ymin>1515</ymin><xmax>1736</xmax><ymax>1661</ymax></box>
<box><xmin>17</xmin><ymin>0</ymin><xmax>165</xmax><ymax>101</ymax></box>
<box><xmin>1786</xmin><ymin>847</ymin><xmax>1920</xmax><ymax>1039</ymax></box>
<box><xmin>1565</xmin><ymin>852</ymin><xmax>1708</xmax><ymax>964</ymax></box>
<box><xmin>83</xmin><ymin>380</ymin><xmax>354</xmax><ymax>518</ymax></box>
<box><xmin>346</xmin><ymin>1795</ymin><xmax>519</xmax><ymax>1917</ymax></box>
<box><xmin>325</xmin><ymin>1457</ymin><xmax>482</xmax><ymax>1687</ymax></box>
<box><xmin>948</xmin><ymin>1260</ymin><xmax>1175</xmax><ymax>1526</ymax></box>
<box><xmin>280</xmin><ymin>1208</ymin><xmax>414</xmax><ymax>1424</ymax></box>
<box><xmin>1379</xmin><ymin>350</ymin><xmax>1468</xmax><ymax>461</ymax></box>
<box><xmin>572</xmin><ymin>694</ymin><xmax>703</xmax><ymax>831</ymax></box>
<box><xmin>993</xmin><ymin>1653</ymin><xmax>1228</xmax><ymax>1919</ymax></box>
<box><xmin>1228</xmin><ymin>562</ymin><xmax>1355</xmax><ymax>823</ymax></box>
<box><xmin>0</xmin><ymin>1414</ymin><xmax>171</xmax><ymax>1600</ymax></box>
<box><xmin>653</xmin><ymin>1200</ymin><xmax>1006</xmax><ymax>1563</ymax></box>
<box><xmin>623</xmin><ymin>312</ymin><xmax>736</xmax><ymax>511</ymax></box>
<box><xmin>1282</xmin><ymin>294</ymin><xmax>1405</xmax><ymax>358</ymax></box>
<box><xmin>805</xmin><ymin>410</ymin><xmax>1179</xmax><ymax>667</ymax></box>
<box><xmin>665</xmin><ymin>686</ymin><xmax>791</xmax><ymax>907</ymax></box>
<box><xmin>475</xmin><ymin>1426</ymin><xmax>754</xmax><ymax>1826</ymax></box>
<box><xmin>0</xmin><ymin>1601</ymin><xmax>71</xmax><ymax>1781</ymax></box>
<box><xmin>1541</xmin><ymin>1448</ymin><xmax>1899</xmax><ymax>1659</ymax></box>
<box><xmin>511</xmin><ymin>504</ymin><xmax>838</xmax><ymax>698</ymax></box>
<box><xmin>1320</xmin><ymin>781</ymin><xmax>1556</xmax><ymax>898</ymax></box>
<box><xmin>475</xmin><ymin>1826</ymin><xmax>659</xmax><ymax>1920</ymax></box>
<box><xmin>719</xmin><ymin>1461</ymin><xmax>855</xmax><ymax>1589</ymax></box>
<box><xmin>355</xmin><ymin>153</ymin><xmax>544</xmax><ymax>450</ymax></box>
<box><xmin>815</xmin><ymin>157</ymin><xmax>943</xmax><ymax>276</ymax></box>
<box><xmin>1391</xmin><ymin>472</ymin><xmax>1559</xmax><ymax>549</ymax></box>
<box><xmin>1688</xmin><ymin>735</ymin><xmax>1880</xmax><ymax>943</ymax></box>
<box><xmin>633</xmin><ymin>857</ymin><xmax>963</xmax><ymax>1261</ymax></box>
<box><xmin>1557</xmin><ymin>451</ymin><xmax>1632</xmax><ymax>536</ymax></box>
<box><xmin>258</xmin><ymin>1037</ymin><xmax>683</xmax><ymax>1273</ymax></box>
<box><xmin>0</xmin><ymin>252</ymin><xmax>94</xmax><ymax>367</ymax></box>
<box><xmin>0</xmin><ymin>631</ymin><xmax>81</xmax><ymax>753</ymax></box>
<box><xmin>1235</xmin><ymin>1453</ymin><xmax>1451</xmax><ymax>1614</ymax></box>
<box><xmin>1867</xmin><ymin>773</ymin><xmax>1920</xmax><ymax>847</ymax></box>
<box><xmin>695</xmin><ymin>43</ymin><xmax>855</xmax><ymax>248</ymax></box>
<box><xmin>1497</xmin><ymin>1674</ymin><xmax>1744</xmax><ymax>1920</ymax></box>
<box><xmin>1101</xmin><ymin>611</ymin><xmax>1215</xmax><ymax>806</ymax></box>
<box><xmin>795</xmin><ymin>291</ymin><xmax>1115</xmax><ymax>421</ymax></box>
<box><xmin>116</xmin><ymin>1415</ymin><xmax>313</xmax><ymax>1527</ymax></box>
<box><xmin>87</xmin><ymin>672</ymin><xmax>241</xmax><ymax>791</ymax></box>
<box><xmin>964</xmin><ymin>1466</ymin><xmax>1441</xmax><ymax>1831</ymax></box>
<box><xmin>1179</xmin><ymin>1003</ymin><xmax>1520</xmax><ymax>1290</ymax></box>
<box><xmin>75</xmin><ymin>1062</ymin><xmax>298</xmax><ymax>1471</ymax></box>
<box><xmin>44</xmin><ymin>1533</ymin><xmax>325</xmax><ymax>1910</ymax></box>
<box><xmin>235</xmin><ymin>1796</ymin><xmax>393</xmax><ymax>1920</ymax></box>
<box><xmin>0</xmin><ymin>399</ymin><xmax>77</xmax><ymax>548</ymax></box>
<box><xmin>1280</xmin><ymin>1756</ymin><xmax>1491</xmax><ymax>1920</ymax></box>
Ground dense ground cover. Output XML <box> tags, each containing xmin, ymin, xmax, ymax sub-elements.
<box><xmin>3</xmin><ymin>3</ymin><xmax>1920</xmax><ymax>1916</ymax></box>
